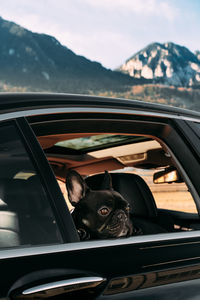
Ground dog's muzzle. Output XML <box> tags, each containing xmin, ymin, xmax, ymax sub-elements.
<box><xmin>98</xmin><ymin>209</ymin><xmax>132</xmax><ymax>238</ymax></box>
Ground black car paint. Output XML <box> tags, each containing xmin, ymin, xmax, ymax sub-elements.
<box><xmin>3</xmin><ymin>233</ymin><xmax>200</xmax><ymax>299</ymax></box>
<box><xmin>0</xmin><ymin>93</ymin><xmax>200</xmax><ymax>299</ymax></box>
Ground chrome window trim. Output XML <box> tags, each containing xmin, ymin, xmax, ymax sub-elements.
<box><xmin>1</xmin><ymin>230</ymin><xmax>200</xmax><ymax>260</ymax></box>
<box><xmin>0</xmin><ymin>106</ymin><xmax>199</xmax><ymax>122</ymax></box>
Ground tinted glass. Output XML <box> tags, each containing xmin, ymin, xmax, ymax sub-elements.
<box><xmin>55</xmin><ymin>134</ymin><xmax>146</xmax><ymax>152</ymax></box>
<box><xmin>0</xmin><ymin>123</ymin><xmax>63</xmax><ymax>248</ymax></box>
<box><xmin>192</xmin><ymin>122</ymin><xmax>200</xmax><ymax>137</ymax></box>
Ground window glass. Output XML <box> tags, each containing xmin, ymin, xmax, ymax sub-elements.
<box><xmin>56</xmin><ymin>134</ymin><xmax>146</xmax><ymax>152</ymax></box>
<box><xmin>191</xmin><ymin>122</ymin><xmax>200</xmax><ymax>137</ymax></box>
<box><xmin>0</xmin><ymin>123</ymin><xmax>63</xmax><ymax>249</ymax></box>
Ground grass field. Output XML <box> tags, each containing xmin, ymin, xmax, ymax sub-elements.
<box><xmin>137</xmin><ymin>172</ymin><xmax>197</xmax><ymax>213</ymax></box>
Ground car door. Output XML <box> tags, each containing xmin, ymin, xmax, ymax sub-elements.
<box><xmin>1</xmin><ymin>108</ymin><xmax>200</xmax><ymax>300</ymax></box>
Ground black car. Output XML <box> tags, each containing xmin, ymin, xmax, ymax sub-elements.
<box><xmin>1</xmin><ymin>93</ymin><xmax>200</xmax><ymax>299</ymax></box>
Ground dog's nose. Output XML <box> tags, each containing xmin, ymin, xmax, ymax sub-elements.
<box><xmin>117</xmin><ymin>212</ymin><xmax>124</xmax><ymax>220</ymax></box>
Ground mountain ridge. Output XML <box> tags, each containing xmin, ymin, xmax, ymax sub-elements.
<box><xmin>0</xmin><ymin>16</ymin><xmax>200</xmax><ymax>98</ymax></box>
<box><xmin>0</xmin><ymin>16</ymin><xmax>145</xmax><ymax>93</ymax></box>
<box><xmin>118</xmin><ymin>42</ymin><xmax>200</xmax><ymax>87</ymax></box>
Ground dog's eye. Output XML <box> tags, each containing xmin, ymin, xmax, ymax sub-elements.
<box><xmin>98</xmin><ymin>207</ymin><xmax>110</xmax><ymax>216</ymax></box>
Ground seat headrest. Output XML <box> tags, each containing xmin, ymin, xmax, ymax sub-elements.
<box><xmin>0</xmin><ymin>179</ymin><xmax>29</xmax><ymax>212</ymax></box>
<box><xmin>85</xmin><ymin>172</ymin><xmax>157</xmax><ymax>218</ymax></box>
<box><xmin>26</xmin><ymin>175</ymin><xmax>48</xmax><ymax>214</ymax></box>
<box><xmin>2</xmin><ymin>177</ymin><xmax>47</xmax><ymax>215</ymax></box>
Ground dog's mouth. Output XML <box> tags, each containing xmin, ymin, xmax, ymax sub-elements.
<box><xmin>98</xmin><ymin>210</ymin><xmax>133</xmax><ymax>238</ymax></box>
<box><xmin>106</xmin><ymin>223</ymin><xmax>129</xmax><ymax>237</ymax></box>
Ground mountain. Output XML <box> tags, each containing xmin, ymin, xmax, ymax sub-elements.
<box><xmin>118</xmin><ymin>42</ymin><xmax>200</xmax><ymax>87</ymax></box>
<box><xmin>0</xmin><ymin>17</ymin><xmax>144</xmax><ymax>93</ymax></box>
<box><xmin>0</xmin><ymin>15</ymin><xmax>200</xmax><ymax>99</ymax></box>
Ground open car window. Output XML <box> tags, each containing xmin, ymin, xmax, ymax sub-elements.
<box><xmin>91</xmin><ymin>141</ymin><xmax>197</xmax><ymax>215</ymax></box>
<box><xmin>30</xmin><ymin>114</ymin><xmax>199</xmax><ymax>241</ymax></box>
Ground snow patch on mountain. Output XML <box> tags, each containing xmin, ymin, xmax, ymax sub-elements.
<box><xmin>141</xmin><ymin>65</ymin><xmax>153</xmax><ymax>79</ymax></box>
<box><xmin>42</xmin><ymin>71</ymin><xmax>50</xmax><ymax>80</ymax></box>
<box><xmin>9</xmin><ymin>49</ymin><xmax>15</xmax><ymax>55</ymax></box>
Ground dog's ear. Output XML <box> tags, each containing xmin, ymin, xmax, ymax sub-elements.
<box><xmin>66</xmin><ymin>170</ymin><xmax>88</xmax><ymax>206</ymax></box>
<box><xmin>101</xmin><ymin>170</ymin><xmax>113</xmax><ymax>190</ymax></box>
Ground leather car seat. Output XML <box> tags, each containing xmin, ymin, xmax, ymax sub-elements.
<box><xmin>2</xmin><ymin>177</ymin><xmax>60</xmax><ymax>245</ymax></box>
<box><xmin>0</xmin><ymin>180</ymin><xmax>20</xmax><ymax>247</ymax></box>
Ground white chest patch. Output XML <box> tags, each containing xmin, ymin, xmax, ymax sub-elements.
<box><xmin>82</xmin><ymin>218</ymin><xmax>90</xmax><ymax>227</ymax></box>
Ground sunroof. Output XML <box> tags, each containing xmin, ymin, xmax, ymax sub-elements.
<box><xmin>55</xmin><ymin>134</ymin><xmax>146</xmax><ymax>152</ymax></box>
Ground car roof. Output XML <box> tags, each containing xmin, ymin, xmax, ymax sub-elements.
<box><xmin>0</xmin><ymin>92</ymin><xmax>199</xmax><ymax>120</ymax></box>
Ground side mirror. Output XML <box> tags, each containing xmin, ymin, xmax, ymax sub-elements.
<box><xmin>153</xmin><ymin>168</ymin><xmax>182</xmax><ymax>184</ymax></box>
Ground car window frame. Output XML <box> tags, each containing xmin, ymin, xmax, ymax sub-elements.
<box><xmin>166</xmin><ymin>118</ymin><xmax>200</xmax><ymax>209</ymax></box>
<box><xmin>3</xmin><ymin>117</ymin><xmax>79</xmax><ymax>244</ymax></box>
<box><xmin>2</xmin><ymin>98</ymin><xmax>200</xmax><ymax>299</ymax></box>
<box><xmin>0</xmin><ymin>106</ymin><xmax>200</xmax><ymax>254</ymax></box>
<box><xmin>28</xmin><ymin>111</ymin><xmax>200</xmax><ymax>215</ymax></box>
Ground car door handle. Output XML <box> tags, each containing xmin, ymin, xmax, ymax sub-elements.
<box><xmin>15</xmin><ymin>276</ymin><xmax>105</xmax><ymax>299</ymax></box>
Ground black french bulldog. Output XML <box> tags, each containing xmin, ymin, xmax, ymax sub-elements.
<box><xmin>66</xmin><ymin>170</ymin><xmax>134</xmax><ymax>240</ymax></box>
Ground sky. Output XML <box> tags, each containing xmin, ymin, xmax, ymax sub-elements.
<box><xmin>0</xmin><ymin>0</ymin><xmax>200</xmax><ymax>69</ymax></box>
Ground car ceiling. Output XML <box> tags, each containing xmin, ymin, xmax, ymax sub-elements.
<box><xmin>30</xmin><ymin>116</ymin><xmax>172</xmax><ymax>177</ymax></box>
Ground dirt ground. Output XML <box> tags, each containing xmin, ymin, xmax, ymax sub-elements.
<box><xmin>153</xmin><ymin>191</ymin><xmax>197</xmax><ymax>213</ymax></box>
<box><xmin>139</xmin><ymin>173</ymin><xmax>198</xmax><ymax>213</ymax></box>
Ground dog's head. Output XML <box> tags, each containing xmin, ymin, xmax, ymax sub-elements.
<box><xmin>66</xmin><ymin>170</ymin><xmax>133</xmax><ymax>240</ymax></box>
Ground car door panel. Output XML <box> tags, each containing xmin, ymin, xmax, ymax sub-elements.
<box><xmin>158</xmin><ymin>209</ymin><xmax>200</xmax><ymax>231</ymax></box>
<box><xmin>11</xmin><ymin>115</ymin><xmax>200</xmax><ymax>299</ymax></box>
<box><xmin>8</xmin><ymin>269</ymin><xmax>106</xmax><ymax>299</ymax></box>
<box><xmin>1</xmin><ymin>233</ymin><xmax>200</xmax><ymax>299</ymax></box>
<box><xmin>99</xmin><ymin>278</ymin><xmax>200</xmax><ymax>300</ymax></box>
<box><xmin>0</xmin><ymin>103</ymin><xmax>200</xmax><ymax>299</ymax></box>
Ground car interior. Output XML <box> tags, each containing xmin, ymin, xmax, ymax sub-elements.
<box><xmin>0</xmin><ymin>124</ymin><xmax>63</xmax><ymax>248</ymax></box>
<box><xmin>37</xmin><ymin>128</ymin><xmax>200</xmax><ymax>238</ymax></box>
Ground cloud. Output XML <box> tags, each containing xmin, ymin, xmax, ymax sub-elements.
<box><xmin>84</xmin><ymin>0</ymin><xmax>179</xmax><ymax>21</ymax></box>
<box><xmin>56</xmin><ymin>30</ymin><xmax>136</xmax><ymax>69</ymax></box>
<box><xmin>0</xmin><ymin>0</ymin><xmax>193</xmax><ymax>70</ymax></box>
